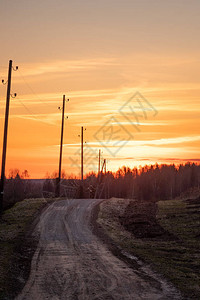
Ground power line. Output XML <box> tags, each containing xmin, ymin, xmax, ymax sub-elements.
<box><xmin>17</xmin><ymin>70</ymin><xmax>56</xmax><ymax>108</ymax></box>
<box><xmin>67</xmin><ymin>118</ymin><xmax>79</xmax><ymax>142</ymax></box>
<box><xmin>16</xmin><ymin>98</ymin><xmax>59</xmax><ymax>126</ymax></box>
<box><xmin>14</xmin><ymin>70</ymin><xmax>68</xmax><ymax>126</ymax></box>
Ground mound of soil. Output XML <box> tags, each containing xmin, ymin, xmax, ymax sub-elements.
<box><xmin>184</xmin><ymin>195</ymin><xmax>200</xmax><ymax>205</ymax></box>
<box><xmin>120</xmin><ymin>200</ymin><xmax>172</xmax><ymax>240</ymax></box>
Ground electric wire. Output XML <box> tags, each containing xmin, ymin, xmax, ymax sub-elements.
<box><xmin>15</xmin><ymin>97</ymin><xmax>60</xmax><ymax>126</ymax></box>
<box><xmin>17</xmin><ymin>70</ymin><xmax>55</xmax><ymax>108</ymax></box>
<box><xmin>2</xmin><ymin>67</ymin><xmax>79</xmax><ymax>148</ymax></box>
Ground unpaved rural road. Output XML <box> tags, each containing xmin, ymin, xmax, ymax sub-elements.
<box><xmin>16</xmin><ymin>199</ymin><xmax>181</xmax><ymax>300</ymax></box>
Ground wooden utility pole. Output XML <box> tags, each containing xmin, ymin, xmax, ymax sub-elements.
<box><xmin>56</xmin><ymin>95</ymin><xmax>66</xmax><ymax>197</ymax></box>
<box><xmin>81</xmin><ymin>126</ymin><xmax>83</xmax><ymax>182</ymax></box>
<box><xmin>80</xmin><ymin>126</ymin><xmax>84</xmax><ymax>198</ymax></box>
<box><xmin>98</xmin><ymin>149</ymin><xmax>101</xmax><ymax>174</ymax></box>
<box><xmin>0</xmin><ymin>60</ymin><xmax>13</xmax><ymax>213</ymax></box>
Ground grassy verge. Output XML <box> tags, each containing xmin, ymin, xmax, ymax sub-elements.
<box><xmin>97</xmin><ymin>197</ymin><xmax>200</xmax><ymax>299</ymax></box>
<box><xmin>0</xmin><ymin>198</ymin><xmax>55</xmax><ymax>300</ymax></box>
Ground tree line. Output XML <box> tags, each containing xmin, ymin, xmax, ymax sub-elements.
<box><xmin>86</xmin><ymin>162</ymin><xmax>200</xmax><ymax>201</ymax></box>
<box><xmin>2</xmin><ymin>162</ymin><xmax>200</xmax><ymax>209</ymax></box>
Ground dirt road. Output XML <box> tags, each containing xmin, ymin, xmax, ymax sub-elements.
<box><xmin>16</xmin><ymin>199</ymin><xmax>181</xmax><ymax>300</ymax></box>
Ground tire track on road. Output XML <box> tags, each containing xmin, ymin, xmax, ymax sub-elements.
<box><xmin>16</xmin><ymin>199</ymin><xmax>182</xmax><ymax>300</ymax></box>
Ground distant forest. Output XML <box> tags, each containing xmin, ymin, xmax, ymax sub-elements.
<box><xmin>2</xmin><ymin>162</ymin><xmax>200</xmax><ymax>210</ymax></box>
<box><xmin>92</xmin><ymin>162</ymin><xmax>200</xmax><ymax>200</ymax></box>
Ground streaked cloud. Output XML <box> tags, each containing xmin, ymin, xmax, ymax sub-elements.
<box><xmin>16</xmin><ymin>58</ymin><xmax>119</xmax><ymax>78</ymax></box>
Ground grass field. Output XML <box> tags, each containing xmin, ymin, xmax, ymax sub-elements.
<box><xmin>0</xmin><ymin>198</ymin><xmax>55</xmax><ymax>300</ymax></box>
<box><xmin>97</xmin><ymin>197</ymin><xmax>200</xmax><ymax>299</ymax></box>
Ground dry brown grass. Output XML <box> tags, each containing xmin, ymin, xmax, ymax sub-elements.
<box><xmin>0</xmin><ymin>198</ymin><xmax>55</xmax><ymax>299</ymax></box>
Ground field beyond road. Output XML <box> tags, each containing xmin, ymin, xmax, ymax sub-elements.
<box><xmin>97</xmin><ymin>196</ymin><xmax>200</xmax><ymax>299</ymax></box>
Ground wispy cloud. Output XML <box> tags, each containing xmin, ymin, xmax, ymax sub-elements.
<box><xmin>17</xmin><ymin>58</ymin><xmax>119</xmax><ymax>77</ymax></box>
<box><xmin>15</xmin><ymin>113</ymin><xmax>61</xmax><ymax>125</ymax></box>
<box><xmin>103</xmin><ymin>136</ymin><xmax>200</xmax><ymax>147</ymax></box>
<box><xmin>143</xmin><ymin>135</ymin><xmax>200</xmax><ymax>146</ymax></box>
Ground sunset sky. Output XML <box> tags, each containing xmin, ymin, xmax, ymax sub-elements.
<box><xmin>0</xmin><ymin>0</ymin><xmax>200</xmax><ymax>178</ymax></box>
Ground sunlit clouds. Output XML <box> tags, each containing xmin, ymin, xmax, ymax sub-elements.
<box><xmin>0</xmin><ymin>0</ymin><xmax>200</xmax><ymax>177</ymax></box>
<box><xmin>0</xmin><ymin>77</ymin><xmax>200</xmax><ymax>178</ymax></box>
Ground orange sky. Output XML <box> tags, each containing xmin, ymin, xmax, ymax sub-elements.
<box><xmin>0</xmin><ymin>1</ymin><xmax>200</xmax><ymax>178</ymax></box>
